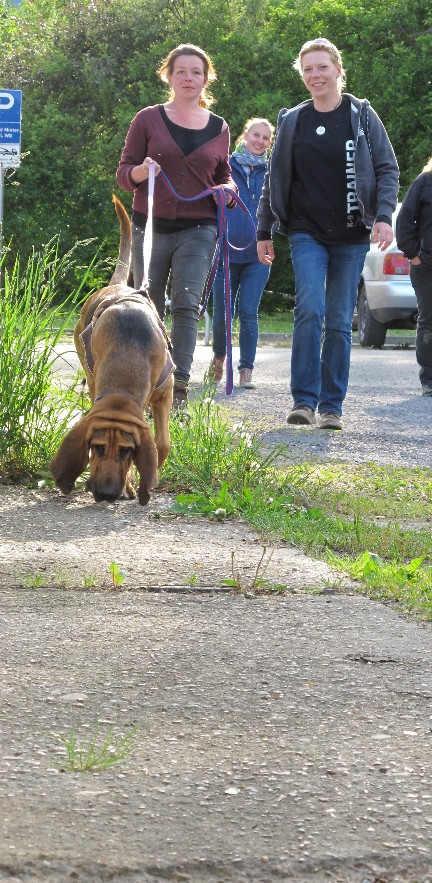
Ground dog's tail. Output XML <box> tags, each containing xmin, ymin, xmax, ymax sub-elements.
<box><xmin>109</xmin><ymin>194</ymin><xmax>132</xmax><ymax>286</ymax></box>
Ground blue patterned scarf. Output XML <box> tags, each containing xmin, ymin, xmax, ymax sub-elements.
<box><xmin>232</xmin><ymin>143</ymin><xmax>268</xmax><ymax>186</ymax></box>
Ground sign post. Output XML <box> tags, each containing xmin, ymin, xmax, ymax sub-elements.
<box><xmin>0</xmin><ymin>90</ymin><xmax>22</xmax><ymax>279</ymax></box>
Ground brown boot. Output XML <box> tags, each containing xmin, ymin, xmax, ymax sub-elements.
<box><xmin>239</xmin><ymin>368</ymin><xmax>256</xmax><ymax>389</ymax></box>
<box><xmin>287</xmin><ymin>405</ymin><xmax>315</xmax><ymax>426</ymax></box>
<box><xmin>208</xmin><ymin>355</ymin><xmax>225</xmax><ymax>384</ymax></box>
<box><xmin>318</xmin><ymin>412</ymin><xmax>343</xmax><ymax>431</ymax></box>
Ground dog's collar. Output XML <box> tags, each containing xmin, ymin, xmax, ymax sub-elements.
<box><xmin>155</xmin><ymin>351</ymin><xmax>175</xmax><ymax>390</ymax></box>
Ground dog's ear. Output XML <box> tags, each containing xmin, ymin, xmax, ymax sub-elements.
<box><xmin>133</xmin><ymin>424</ymin><xmax>159</xmax><ymax>506</ymax></box>
<box><xmin>49</xmin><ymin>420</ymin><xmax>90</xmax><ymax>495</ymax></box>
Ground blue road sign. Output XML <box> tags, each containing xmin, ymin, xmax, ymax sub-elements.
<box><xmin>0</xmin><ymin>90</ymin><xmax>22</xmax><ymax>166</ymax></box>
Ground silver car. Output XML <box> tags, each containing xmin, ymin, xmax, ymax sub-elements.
<box><xmin>356</xmin><ymin>204</ymin><xmax>418</xmax><ymax>347</ymax></box>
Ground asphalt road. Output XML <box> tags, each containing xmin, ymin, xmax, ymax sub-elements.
<box><xmin>191</xmin><ymin>335</ymin><xmax>431</xmax><ymax>470</ymax></box>
<box><xmin>1</xmin><ymin>587</ymin><xmax>432</xmax><ymax>883</ymax></box>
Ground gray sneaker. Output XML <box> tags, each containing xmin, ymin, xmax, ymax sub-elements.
<box><xmin>287</xmin><ymin>405</ymin><xmax>316</xmax><ymax>426</ymax></box>
<box><xmin>421</xmin><ymin>384</ymin><xmax>432</xmax><ymax>397</ymax></box>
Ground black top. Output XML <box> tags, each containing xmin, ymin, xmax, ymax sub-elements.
<box><xmin>158</xmin><ymin>105</ymin><xmax>224</xmax><ymax>155</ymax></box>
<box><xmin>396</xmin><ymin>172</ymin><xmax>432</xmax><ymax>267</ymax></box>
<box><xmin>289</xmin><ymin>96</ymin><xmax>370</xmax><ymax>245</ymax></box>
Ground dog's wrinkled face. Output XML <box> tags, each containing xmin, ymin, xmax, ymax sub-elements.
<box><xmin>87</xmin><ymin>428</ymin><xmax>137</xmax><ymax>502</ymax></box>
<box><xmin>50</xmin><ymin>404</ymin><xmax>160</xmax><ymax>507</ymax></box>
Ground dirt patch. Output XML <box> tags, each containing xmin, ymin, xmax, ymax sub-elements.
<box><xmin>0</xmin><ymin>483</ymin><xmax>343</xmax><ymax>594</ymax></box>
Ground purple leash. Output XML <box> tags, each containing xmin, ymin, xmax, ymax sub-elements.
<box><xmin>154</xmin><ymin>169</ymin><xmax>256</xmax><ymax>396</ymax></box>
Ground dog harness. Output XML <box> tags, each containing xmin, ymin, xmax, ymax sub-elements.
<box><xmin>80</xmin><ymin>290</ymin><xmax>174</xmax><ymax>389</ymax></box>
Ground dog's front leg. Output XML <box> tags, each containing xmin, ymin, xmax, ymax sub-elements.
<box><xmin>150</xmin><ymin>386</ymin><xmax>173</xmax><ymax>467</ymax></box>
<box><xmin>124</xmin><ymin>467</ymin><xmax>137</xmax><ymax>499</ymax></box>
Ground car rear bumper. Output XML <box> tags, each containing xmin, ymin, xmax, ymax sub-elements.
<box><xmin>364</xmin><ymin>280</ymin><xmax>417</xmax><ymax>324</ymax></box>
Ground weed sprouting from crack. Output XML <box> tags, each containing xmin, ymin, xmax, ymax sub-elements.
<box><xmin>109</xmin><ymin>561</ymin><xmax>125</xmax><ymax>589</ymax></box>
<box><xmin>54</xmin><ymin>725</ymin><xmax>141</xmax><ymax>772</ymax></box>
<box><xmin>220</xmin><ymin>547</ymin><xmax>288</xmax><ymax>596</ymax></box>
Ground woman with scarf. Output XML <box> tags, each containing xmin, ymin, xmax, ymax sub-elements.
<box><xmin>208</xmin><ymin>117</ymin><xmax>274</xmax><ymax>389</ymax></box>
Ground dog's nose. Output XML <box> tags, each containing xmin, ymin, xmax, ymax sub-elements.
<box><xmin>100</xmin><ymin>492</ymin><xmax>118</xmax><ymax>503</ymax></box>
<box><xmin>92</xmin><ymin>488</ymin><xmax>119</xmax><ymax>503</ymax></box>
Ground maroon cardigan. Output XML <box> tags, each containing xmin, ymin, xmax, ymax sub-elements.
<box><xmin>116</xmin><ymin>105</ymin><xmax>236</xmax><ymax>221</ymax></box>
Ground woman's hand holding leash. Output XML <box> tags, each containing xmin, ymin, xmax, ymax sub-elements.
<box><xmin>131</xmin><ymin>157</ymin><xmax>161</xmax><ymax>185</ymax></box>
<box><xmin>145</xmin><ymin>170</ymin><xmax>255</xmax><ymax>396</ymax></box>
<box><xmin>212</xmin><ymin>184</ymin><xmax>237</xmax><ymax>208</ymax></box>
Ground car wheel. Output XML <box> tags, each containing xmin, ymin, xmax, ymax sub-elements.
<box><xmin>357</xmin><ymin>284</ymin><xmax>387</xmax><ymax>348</ymax></box>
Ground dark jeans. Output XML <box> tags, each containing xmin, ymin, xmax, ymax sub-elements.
<box><xmin>132</xmin><ymin>223</ymin><xmax>217</xmax><ymax>384</ymax></box>
<box><xmin>212</xmin><ymin>260</ymin><xmax>270</xmax><ymax>370</ymax></box>
<box><xmin>410</xmin><ymin>262</ymin><xmax>432</xmax><ymax>387</ymax></box>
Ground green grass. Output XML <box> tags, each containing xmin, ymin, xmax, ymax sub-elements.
<box><xmin>161</xmin><ymin>384</ymin><xmax>432</xmax><ymax>618</ymax></box>
<box><xmin>221</xmin><ymin>547</ymin><xmax>289</xmax><ymax>595</ymax></box>
<box><xmin>61</xmin><ymin>307</ymin><xmax>413</xmax><ymax>345</ymax></box>
<box><xmin>55</xmin><ymin>725</ymin><xmax>141</xmax><ymax>772</ymax></box>
<box><xmin>253</xmin><ymin>312</ymin><xmax>294</xmax><ymax>335</ymax></box>
<box><xmin>61</xmin><ymin>305</ymin><xmax>415</xmax><ymax>342</ymax></box>
<box><xmin>161</xmin><ymin>309</ymin><xmax>294</xmax><ymax>338</ymax></box>
<box><xmin>328</xmin><ymin>550</ymin><xmax>432</xmax><ymax>617</ymax></box>
<box><xmin>163</xmin><ymin>385</ymin><xmax>286</xmax><ymax>499</ymax></box>
<box><xmin>58</xmin><ymin>309</ymin><xmax>294</xmax><ymax>345</ymax></box>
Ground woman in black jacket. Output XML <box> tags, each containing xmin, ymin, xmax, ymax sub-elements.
<box><xmin>257</xmin><ymin>38</ymin><xmax>398</xmax><ymax>430</ymax></box>
<box><xmin>396</xmin><ymin>157</ymin><xmax>432</xmax><ymax>396</ymax></box>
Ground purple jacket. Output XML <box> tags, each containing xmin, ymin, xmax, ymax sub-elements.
<box><xmin>116</xmin><ymin>105</ymin><xmax>236</xmax><ymax>221</ymax></box>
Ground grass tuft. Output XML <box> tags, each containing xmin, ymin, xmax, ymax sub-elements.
<box><xmin>163</xmin><ymin>380</ymin><xmax>298</xmax><ymax>501</ymax></box>
<box><xmin>55</xmin><ymin>725</ymin><xmax>141</xmax><ymax>772</ymax></box>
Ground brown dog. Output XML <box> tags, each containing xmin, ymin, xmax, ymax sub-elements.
<box><xmin>50</xmin><ymin>195</ymin><xmax>174</xmax><ymax>505</ymax></box>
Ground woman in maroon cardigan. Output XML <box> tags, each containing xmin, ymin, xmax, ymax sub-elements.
<box><xmin>117</xmin><ymin>43</ymin><xmax>236</xmax><ymax>412</ymax></box>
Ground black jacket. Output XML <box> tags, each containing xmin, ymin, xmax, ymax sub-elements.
<box><xmin>257</xmin><ymin>94</ymin><xmax>399</xmax><ymax>237</ymax></box>
<box><xmin>396</xmin><ymin>172</ymin><xmax>432</xmax><ymax>268</ymax></box>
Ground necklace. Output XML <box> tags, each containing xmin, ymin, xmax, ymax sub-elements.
<box><xmin>315</xmin><ymin>95</ymin><xmax>343</xmax><ymax>136</ymax></box>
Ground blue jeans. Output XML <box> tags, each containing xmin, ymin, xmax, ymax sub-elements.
<box><xmin>289</xmin><ymin>233</ymin><xmax>369</xmax><ymax>415</ymax></box>
<box><xmin>132</xmin><ymin>223</ymin><xmax>217</xmax><ymax>384</ymax></box>
<box><xmin>212</xmin><ymin>261</ymin><xmax>270</xmax><ymax>370</ymax></box>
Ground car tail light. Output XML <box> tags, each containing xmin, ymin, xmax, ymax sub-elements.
<box><xmin>383</xmin><ymin>253</ymin><xmax>410</xmax><ymax>275</ymax></box>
